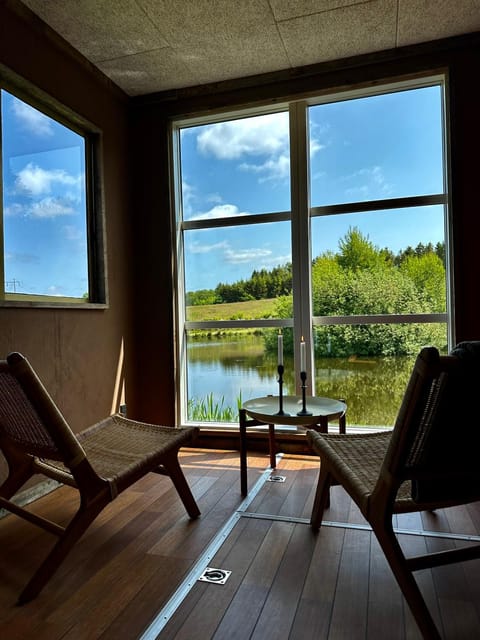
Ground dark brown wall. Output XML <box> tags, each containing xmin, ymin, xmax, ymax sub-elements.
<box><xmin>0</xmin><ymin>0</ymin><xmax>133</xmax><ymax>455</ymax></box>
<box><xmin>129</xmin><ymin>32</ymin><xmax>480</xmax><ymax>425</ymax></box>
<box><xmin>128</xmin><ymin>109</ymin><xmax>176</xmax><ymax>424</ymax></box>
<box><xmin>447</xmin><ymin>46</ymin><xmax>480</xmax><ymax>338</ymax></box>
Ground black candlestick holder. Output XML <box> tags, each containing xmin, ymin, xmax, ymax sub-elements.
<box><xmin>297</xmin><ymin>371</ymin><xmax>312</xmax><ymax>416</ymax></box>
<box><xmin>275</xmin><ymin>364</ymin><xmax>290</xmax><ymax>416</ymax></box>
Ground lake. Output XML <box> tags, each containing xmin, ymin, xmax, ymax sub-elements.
<box><xmin>187</xmin><ymin>333</ymin><xmax>417</xmax><ymax>427</ymax></box>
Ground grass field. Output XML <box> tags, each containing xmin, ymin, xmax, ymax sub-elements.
<box><xmin>186</xmin><ymin>297</ymin><xmax>278</xmax><ymax>321</ymax></box>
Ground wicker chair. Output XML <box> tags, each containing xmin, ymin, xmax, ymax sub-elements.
<box><xmin>307</xmin><ymin>343</ymin><xmax>480</xmax><ymax>640</ymax></box>
<box><xmin>0</xmin><ymin>352</ymin><xmax>200</xmax><ymax>604</ymax></box>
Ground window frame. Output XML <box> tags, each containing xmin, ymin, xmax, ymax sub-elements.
<box><xmin>171</xmin><ymin>72</ymin><xmax>452</xmax><ymax>427</ymax></box>
<box><xmin>0</xmin><ymin>69</ymin><xmax>107</xmax><ymax>308</ymax></box>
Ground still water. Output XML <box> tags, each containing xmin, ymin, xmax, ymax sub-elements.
<box><xmin>187</xmin><ymin>334</ymin><xmax>417</xmax><ymax>426</ymax></box>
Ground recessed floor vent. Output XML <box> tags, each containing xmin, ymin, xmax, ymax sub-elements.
<box><xmin>198</xmin><ymin>567</ymin><xmax>231</xmax><ymax>585</ymax></box>
<box><xmin>268</xmin><ymin>475</ymin><xmax>286</xmax><ymax>483</ymax></box>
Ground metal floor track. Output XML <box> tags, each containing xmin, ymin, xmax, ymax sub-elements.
<box><xmin>139</xmin><ymin>457</ymin><xmax>480</xmax><ymax>639</ymax></box>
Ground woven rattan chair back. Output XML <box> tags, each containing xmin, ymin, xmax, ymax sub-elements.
<box><xmin>0</xmin><ymin>352</ymin><xmax>200</xmax><ymax>604</ymax></box>
<box><xmin>307</xmin><ymin>344</ymin><xmax>480</xmax><ymax>639</ymax></box>
<box><xmin>0</xmin><ymin>354</ymin><xmax>86</xmax><ymax>464</ymax></box>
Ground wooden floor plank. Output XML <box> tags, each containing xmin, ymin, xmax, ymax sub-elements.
<box><xmin>367</xmin><ymin>534</ymin><xmax>407</xmax><ymax>639</ymax></box>
<box><xmin>249</xmin><ymin>523</ymin><xmax>318</xmax><ymax>640</ymax></box>
<box><xmin>289</xmin><ymin>525</ymin><xmax>345</xmax><ymax>640</ymax></box>
<box><xmin>209</xmin><ymin>520</ymin><xmax>295</xmax><ymax>640</ymax></box>
<box><xmin>328</xmin><ymin>527</ymin><xmax>371</xmax><ymax>639</ymax></box>
<box><xmin>425</xmin><ymin>535</ymin><xmax>480</xmax><ymax>640</ymax></box>
<box><xmin>163</xmin><ymin>517</ymin><xmax>269</xmax><ymax>640</ymax></box>
<box><xmin>1</xmin><ymin>450</ymin><xmax>480</xmax><ymax>640</ymax></box>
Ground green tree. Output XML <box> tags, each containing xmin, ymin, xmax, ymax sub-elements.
<box><xmin>266</xmin><ymin>229</ymin><xmax>447</xmax><ymax>358</ymax></box>
<box><xmin>337</xmin><ymin>227</ymin><xmax>386</xmax><ymax>272</ymax></box>
<box><xmin>399</xmin><ymin>252</ymin><xmax>446</xmax><ymax>312</ymax></box>
<box><xmin>314</xmin><ymin>268</ymin><xmax>445</xmax><ymax>356</ymax></box>
<box><xmin>186</xmin><ymin>289</ymin><xmax>218</xmax><ymax>305</ymax></box>
<box><xmin>215</xmin><ymin>281</ymin><xmax>252</xmax><ymax>303</ymax></box>
<box><xmin>435</xmin><ymin>241</ymin><xmax>446</xmax><ymax>265</ymax></box>
<box><xmin>312</xmin><ymin>253</ymin><xmax>348</xmax><ymax>316</ymax></box>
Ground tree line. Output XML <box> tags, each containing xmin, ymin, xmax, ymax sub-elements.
<box><xmin>186</xmin><ymin>264</ymin><xmax>293</xmax><ymax>306</ymax></box>
<box><xmin>187</xmin><ymin>231</ymin><xmax>445</xmax><ymax>309</ymax></box>
<box><xmin>268</xmin><ymin>228</ymin><xmax>447</xmax><ymax>357</ymax></box>
<box><xmin>187</xmin><ymin>228</ymin><xmax>447</xmax><ymax>357</ymax></box>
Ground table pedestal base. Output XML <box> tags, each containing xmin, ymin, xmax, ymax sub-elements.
<box><xmin>239</xmin><ymin>407</ymin><xmax>346</xmax><ymax>496</ymax></box>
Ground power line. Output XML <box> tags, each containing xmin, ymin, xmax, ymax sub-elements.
<box><xmin>5</xmin><ymin>278</ymin><xmax>21</xmax><ymax>292</ymax></box>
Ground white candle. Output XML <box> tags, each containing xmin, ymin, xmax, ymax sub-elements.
<box><xmin>300</xmin><ymin>337</ymin><xmax>306</xmax><ymax>372</ymax></box>
<box><xmin>278</xmin><ymin>331</ymin><xmax>283</xmax><ymax>366</ymax></box>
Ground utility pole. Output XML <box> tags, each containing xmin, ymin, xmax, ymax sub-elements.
<box><xmin>5</xmin><ymin>278</ymin><xmax>20</xmax><ymax>292</ymax></box>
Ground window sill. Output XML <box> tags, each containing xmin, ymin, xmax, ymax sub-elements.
<box><xmin>0</xmin><ymin>300</ymin><xmax>108</xmax><ymax>310</ymax></box>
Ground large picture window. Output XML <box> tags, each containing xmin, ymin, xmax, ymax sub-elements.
<box><xmin>172</xmin><ymin>76</ymin><xmax>449</xmax><ymax>429</ymax></box>
<box><xmin>0</xmin><ymin>87</ymin><xmax>105</xmax><ymax>305</ymax></box>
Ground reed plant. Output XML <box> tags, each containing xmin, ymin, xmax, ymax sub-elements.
<box><xmin>187</xmin><ymin>392</ymin><xmax>242</xmax><ymax>422</ymax></box>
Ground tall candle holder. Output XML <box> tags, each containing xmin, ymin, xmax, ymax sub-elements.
<box><xmin>297</xmin><ymin>371</ymin><xmax>312</xmax><ymax>416</ymax></box>
<box><xmin>275</xmin><ymin>364</ymin><xmax>290</xmax><ymax>416</ymax></box>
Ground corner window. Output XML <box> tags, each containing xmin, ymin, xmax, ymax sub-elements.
<box><xmin>172</xmin><ymin>75</ymin><xmax>450</xmax><ymax>429</ymax></box>
<box><xmin>0</xmin><ymin>88</ymin><xmax>105</xmax><ymax>305</ymax></box>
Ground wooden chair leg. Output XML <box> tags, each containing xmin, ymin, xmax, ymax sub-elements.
<box><xmin>18</xmin><ymin>496</ymin><xmax>107</xmax><ymax>604</ymax></box>
<box><xmin>0</xmin><ymin>457</ymin><xmax>35</xmax><ymax>500</ymax></box>
<box><xmin>371</xmin><ymin>516</ymin><xmax>442</xmax><ymax>640</ymax></box>
<box><xmin>268</xmin><ymin>423</ymin><xmax>276</xmax><ymax>469</ymax></box>
<box><xmin>310</xmin><ymin>465</ymin><xmax>332</xmax><ymax>531</ymax></box>
<box><xmin>239</xmin><ymin>408</ymin><xmax>248</xmax><ymax>496</ymax></box>
<box><xmin>161</xmin><ymin>453</ymin><xmax>200</xmax><ymax>519</ymax></box>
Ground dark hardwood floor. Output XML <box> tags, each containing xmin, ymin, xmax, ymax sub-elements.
<box><xmin>0</xmin><ymin>448</ymin><xmax>479</xmax><ymax>639</ymax></box>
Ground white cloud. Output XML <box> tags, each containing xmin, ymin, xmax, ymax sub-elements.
<box><xmin>63</xmin><ymin>225</ymin><xmax>84</xmax><ymax>241</ymax></box>
<box><xmin>4</xmin><ymin>198</ymin><xmax>77</xmax><ymax>219</ymax></box>
<box><xmin>189</xmin><ymin>240</ymin><xmax>229</xmax><ymax>254</ymax></box>
<box><xmin>12</xmin><ymin>98</ymin><xmax>53</xmax><ymax>137</ymax></box>
<box><xmin>196</xmin><ymin>113</ymin><xmax>325</xmax><ymax>185</ymax></box>
<box><xmin>47</xmin><ymin>285</ymin><xmax>64</xmax><ymax>296</ymax></box>
<box><xmin>189</xmin><ymin>203</ymin><xmax>250</xmax><ymax>221</ymax></box>
<box><xmin>258</xmin><ymin>252</ymin><xmax>292</xmax><ymax>268</ymax></box>
<box><xmin>344</xmin><ymin>166</ymin><xmax>394</xmax><ymax>198</ymax></box>
<box><xmin>15</xmin><ymin>163</ymin><xmax>80</xmax><ymax>196</ymax></box>
<box><xmin>224</xmin><ymin>247</ymin><xmax>273</xmax><ymax>265</ymax></box>
<box><xmin>181</xmin><ymin>180</ymin><xmax>195</xmax><ymax>214</ymax></box>
<box><xmin>29</xmin><ymin>197</ymin><xmax>75</xmax><ymax>218</ymax></box>
<box><xmin>182</xmin><ymin>182</ymin><xmax>225</xmax><ymax>219</ymax></box>
<box><xmin>311</xmin><ymin>169</ymin><xmax>327</xmax><ymax>181</ymax></box>
<box><xmin>197</xmin><ymin>113</ymin><xmax>289</xmax><ymax>160</ymax></box>
<box><xmin>310</xmin><ymin>138</ymin><xmax>325</xmax><ymax>157</ymax></box>
<box><xmin>309</xmin><ymin>120</ymin><xmax>328</xmax><ymax>158</ymax></box>
<box><xmin>207</xmin><ymin>192</ymin><xmax>223</xmax><ymax>204</ymax></box>
<box><xmin>345</xmin><ymin>185</ymin><xmax>369</xmax><ymax>199</ymax></box>
<box><xmin>4</xmin><ymin>203</ymin><xmax>24</xmax><ymax>217</ymax></box>
<box><xmin>5</xmin><ymin>251</ymin><xmax>39</xmax><ymax>264</ymax></box>
<box><xmin>240</xmin><ymin>153</ymin><xmax>290</xmax><ymax>183</ymax></box>
<box><xmin>222</xmin><ymin>247</ymin><xmax>290</xmax><ymax>268</ymax></box>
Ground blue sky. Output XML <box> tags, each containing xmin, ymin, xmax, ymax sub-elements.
<box><xmin>2</xmin><ymin>90</ymin><xmax>88</xmax><ymax>298</ymax></box>
<box><xmin>1</xmin><ymin>84</ymin><xmax>445</xmax><ymax>299</ymax></box>
<box><xmin>180</xmin><ymin>84</ymin><xmax>445</xmax><ymax>293</ymax></box>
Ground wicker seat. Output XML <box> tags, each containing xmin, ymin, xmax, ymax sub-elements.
<box><xmin>307</xmin><ymin>343</ymin><xmax>480</xmax><ymax>640</ymax></box>
<box><xmin>0</xmin><ymin>352</ymin><xmax>200</xmax><ymax>604</ymax></box>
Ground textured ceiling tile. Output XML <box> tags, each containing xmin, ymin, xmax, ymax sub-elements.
<box><xmin>177</xmin><ymin>24</ymin><xmax>291</xmax><ymax>85</ymax></box>
<box><xmin>397</xmin><ymin>0</ymin><xmax>480</xmax><ymax>45</ymax></box>
<box><xmin>97</xmin><ymin>48</ymin><xmax>194</xmax><ymax>95</ymax></box>
<box><xmin>138</xmin><ymin>0</ymin><xmax>275</xmax><ymax>46</ymax></box>
<box><xmin>17</xmin><ymin>0</ymin><xmax>480</xmax><ymax>96</ymax></box>
<box><xmin>278</xmin><ymin>0</ymin><xmax>398</xmax><ymax>67</ymax></box>
<box><xmin>23</xmin><ymin>0</ymin><xmax>168</xmax><ymax>61</ymax></box>
<box><xmin>270</xmin><ymin>0</ymin><xmax>370</xmax><ymax>22</ymax></box>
